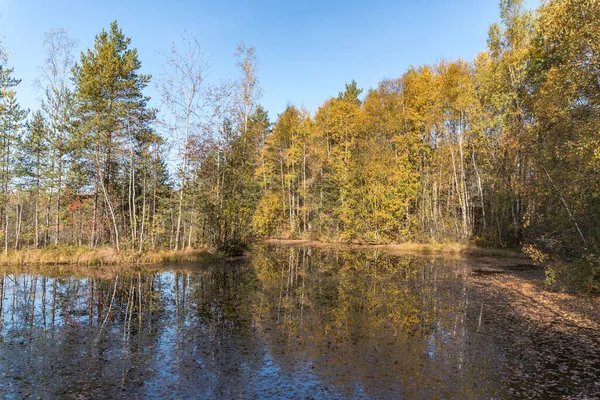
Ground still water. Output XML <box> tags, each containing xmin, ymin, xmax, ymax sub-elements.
<box><xmin>0</xmin><ymin>245</ymin><xmax>596</xmax><ymax>399</ymax></box>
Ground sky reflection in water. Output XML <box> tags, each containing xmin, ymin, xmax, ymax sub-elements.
<box><xmin>0</xmin><ymin>245</ymin><xmax>580</xmax><ymax>399</ymax></box>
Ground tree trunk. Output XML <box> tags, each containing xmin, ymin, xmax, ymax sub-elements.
<box><xmin>139</xmin><ymin>175</ymin><xmax>146</xmax><ymax>252</ymax></box>
<box><xmin>97</xmin><ymin>151</ymin><xmax>120</xmax><ymax>252</ymax></box>
<box><xmin>35</xmin><ymin>157</ymin><xmax>40</xmax><ymax>248</ymax></box>
<box><xmin>14</xmin><ymin>193</ymin><xmax>21</xmax><ymax>251</ymax></box>
<box><xmin>472</xmin><ymin>142</ymin><xmax>486</xmax><ymax>229</ymax></box>
<box><xmin>90</xmin><ymin>142</ymin><xmax>100</xmax><ymax>248</ymax></box>
<box><xmin>542</xmin><ymin>165</ymin><xmax>588</xmax><ymax>248</ymax></box>
<box><xmin>55</xmin><ymin>148</ymin><xmax>62</xmax><ymax>245</ymax></box>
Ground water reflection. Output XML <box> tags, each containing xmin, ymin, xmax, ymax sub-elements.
<box><xmin>249</xmin><ymin>247</ymin><xmax>503</xmax><ymax>399</ymax></box>
<box><xmin>0</xmin><ymin>245</ymin><xmax>582</xmax><ymax>398</ymax></box>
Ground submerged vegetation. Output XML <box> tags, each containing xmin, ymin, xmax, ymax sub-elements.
<box><xmin>0</xmin><ymin>1</ymin><xmax>598</xmax><ymax>288</ymax></box>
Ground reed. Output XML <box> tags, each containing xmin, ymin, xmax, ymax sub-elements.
<box><xmin>0</xmin><ymin>246</ymin><xmax>222</xmax><ymax>266</ymax></box>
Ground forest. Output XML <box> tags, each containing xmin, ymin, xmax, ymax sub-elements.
<box><xmin>0</xmin><ymin>0</ymin><xmax>598</xmax><ymax>288</ymax></box>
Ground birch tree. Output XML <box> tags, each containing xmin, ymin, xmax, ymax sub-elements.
<box><xmin>159</xmin><ymin>32</ymin><xmax>208</xmax><ymax>251</ymax></box>
<box><xmin>231</xmin><ymin>43</ymin><xmax>262</xmax><ymax>242</ymax></box>
<box><xmin>39</xmin><ymin>28</ymin><xmax>78</xmax><ymax>245</ymax></box>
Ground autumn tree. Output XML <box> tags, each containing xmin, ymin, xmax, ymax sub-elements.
<box><xmin>476</xmin><ymin>0</ymin><xmax>535</xmax><ymax>246</ymax></box>
<box><xmin>230</xmin><ymin>43</ymin><xmax>262</xmax><ymax>244</ymax></box>
<box><xmin>253</xmin><ymin>106</ymin><xmax>310</xmax><ymax>238</ymax></box>
<box><xmin>527</xmin><ymin>0</ymin><xmax>600</xmax><ymax>255</ymax></box>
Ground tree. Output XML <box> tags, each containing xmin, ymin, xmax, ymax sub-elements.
<box><xmin>0</xmin><ymin>69</ymin><xmax>27</xmax><ymax>252</ymax></box>
<box><xmin>337</xmin><ymin>79</ymin><xmax>363</xmax><ymax>106</ymax></box>
<box><xmin>39</xmin><ymin>29</ymin><xmax>78</xmax><ymax>245</ymax></box>
<box><xmin>18</xmin><ymin>111</ymin><xmax>48</xmax><ymax>247</ymax></box>
<box><xmin>481</xmin><ymin>0</ymin><xmax>535</xmax><ymax>245</ymax></box>
<box><xmin>73</xmin><ymin>20</ymin><xmax>153</xmax><ymax>251</ymax></box>
<box><xmin>527</xmin><ymin>0</ymin><xmax>600</xmax><ymax>254</ymax></box>
<box><xmin>313</xmin><ymin>83</ymin><xmax>364</xmax><ymax>239</ymax></box>
<box><xmin>231</xmin><ymin>43</ymin><xmax>262</xmax><ymax>243</ymax></box>
<box><xmin>362</xmin><ymin>79</ymin><xmax>421</xmax><ymax>242</ymax></box>
<box><xmin>159</xmin><ymin>32</ymin><xmax>208</xmax><ymax>251</ymax></box>
<box><xmin>252</xmin><ymin>106</ymin><xmax>310</xmax><ymax>239</ymax></box>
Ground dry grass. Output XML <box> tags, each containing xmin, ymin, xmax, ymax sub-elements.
<box><xmin>378</xmin><ymin>242</ymin><xmax>527</xmax><ymax>258</ymax></box>
<box><xmin>0</xmin><ymin>246</ymin><xmax>222</xmax><ymax>267</ymax></box>
<box><xmin>261</xmin><ymin>239</ymin><xmax>528</xmax><ymax>259</ymax></box>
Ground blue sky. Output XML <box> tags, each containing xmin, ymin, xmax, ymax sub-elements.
<box><xmin>1</xmin><ymin>0</ymin><xmax>538</xmax><ymax>121</ymax></box>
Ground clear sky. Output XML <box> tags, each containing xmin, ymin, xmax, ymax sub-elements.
<box><xmin>1</xmin><ymin>0</ymin><xmax>538</xmax><ymax>121</ymax></box>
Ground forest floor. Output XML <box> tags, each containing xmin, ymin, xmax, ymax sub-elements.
<box><xmin>467</xmin><ymin>263</ymin><xmax>600</xmax><ymax>396</ymax></box>
<box><xmin>469</xmin><ymin>264</ymin><xmax>600</xmax><ymax>338</ymax></box>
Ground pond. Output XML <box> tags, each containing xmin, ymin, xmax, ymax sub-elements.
<box><xmin>0</xmin><ymin>244</ymin><xmax>597</xmax><ymax>399</ymax></box>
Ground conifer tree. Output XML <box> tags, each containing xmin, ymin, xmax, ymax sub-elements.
<box><xmin>73</xmin><ymin>21</ymin><xmax>153</xmax><ymax>250</ymax></box>
<box><xmin>0</xmin><ymin>70</ymin><xmax>27</xmax><ymax>252</ymax></box>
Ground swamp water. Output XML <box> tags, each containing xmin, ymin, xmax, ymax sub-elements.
<box><xmin>0</xmin><ymin>244</ymin><xmax>597</xmax><ymax>399</ymax></box>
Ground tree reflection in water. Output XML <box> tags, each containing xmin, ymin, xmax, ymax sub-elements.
<box><xmin>0</xmin><ymin>245</ymin><xmax>588</xmax><ymax>398</ymax></box>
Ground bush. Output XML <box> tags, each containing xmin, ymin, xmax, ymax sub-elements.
<box><xmin>218</xmin><ymin>240</ymin><xmax>248</xmax><ymax>257</ymax></box>
<box><xmin>544</xmin><ymin>254</ymin><xmax>600</xmax><ymax>294</ymax></box>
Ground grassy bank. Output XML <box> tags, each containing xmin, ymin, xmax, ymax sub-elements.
<box><xmin>0</xmin><ymin>246</ymin><xmax>223</xmax><ymax>266</ymax></box>
<box><xmin>261</xmin><ymin>239</ymin><xmax>528</xmax><ymax>259</ymax></box>
<box><xmin>1</xmin><ymin>239</ymin><xmax>527</xmax><ymax>268</ymax></box>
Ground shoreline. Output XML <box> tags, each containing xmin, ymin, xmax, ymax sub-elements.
<box><xmin>0</xmin><ymin>239</ymin><xmax>528</xmax><ymax>268</ymax></box>
<box><xmin>261</xmin><ymin>239</ymin><xmax>600</xmax><ymax>352</ymax></box>
<box><xmin>260</xmin><ymin>238</ymin><xmax>528</xmax><ymax>259</ymax></box>
<box><xmin>0</xmin><ymin>246</ymin><xmax>224</xmax><ymax>267</ymax></box>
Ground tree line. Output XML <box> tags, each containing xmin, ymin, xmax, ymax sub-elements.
<box><xmin>0</xmin><ymin>0</ymin><xmax>598</xmax><ymax>277</ymax></box>
<box><xmin>251</xmin><ymin>0</ymin><xmax>599</xmax><ymax>262</ymax></box>
<box><xmin>0</xmin><ymin>22</ymin><xmax>262</xmax><ymax>253</ymax></box>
